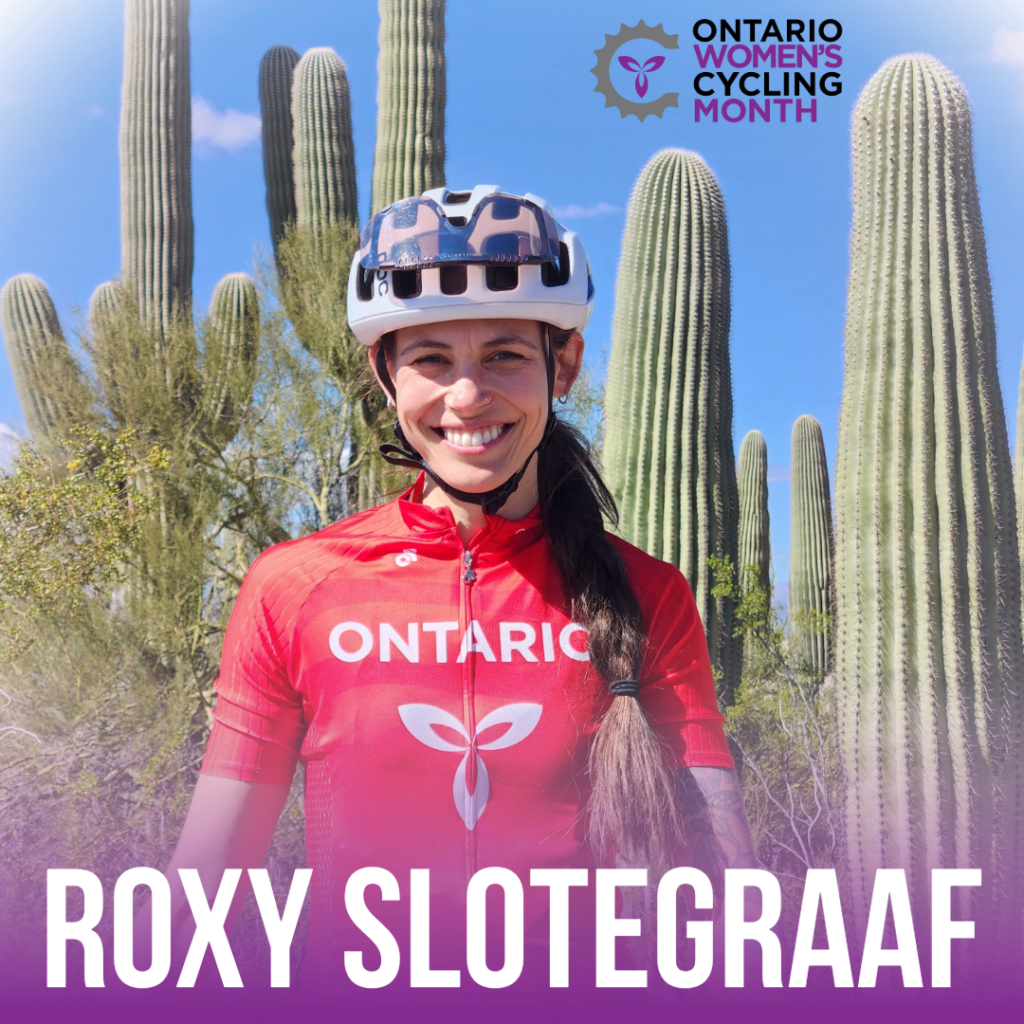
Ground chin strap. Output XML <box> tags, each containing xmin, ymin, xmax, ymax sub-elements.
<box><xmin>376</xmin><ymin>326</ymin><xmax>558</xmax><ymax>516</ymax></box>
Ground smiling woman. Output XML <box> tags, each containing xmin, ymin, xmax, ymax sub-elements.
<box><xmin>148</xmin><ymin>186</ymin><xmax>753</xmax><ymax>990</ymax></box>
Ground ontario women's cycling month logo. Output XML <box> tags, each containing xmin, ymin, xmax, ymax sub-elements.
<box><xmin>593</xmin><ymin>17</ymin><xmax>844</xmax><ymax>124</ymax></box>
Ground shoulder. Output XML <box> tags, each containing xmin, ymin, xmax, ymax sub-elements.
<box><xmin>237</xmin><ymin>500</ymin><xmax>404</xmax><ymax>617</ymax></box>
<box><xmin>605</xmin><ymin>533</ymin><xmax>697</xmax><ymax>605</ymax></box>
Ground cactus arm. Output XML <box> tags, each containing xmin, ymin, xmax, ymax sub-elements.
<box><xmin>202</xmin><ymin>273</ymin><xmax>259</xmax><ymax>445</ymax></box>
<box><xmin>120</xmin><ymin>0</ymin><xmax>193</xmax><ymax>336</ymax></box>
<box><xmin>1</xmin><ymin>274</ymin><xmax>91</xmax><ymax>444</ymax></box>
<box><xmin>292</xmin><ymin>48</ymin><xmax>358</xmax><ymax>232</ymax></box>
<box><xmin>259</xmin><ymin>45</ymin><xmax>301</xmax><ymax>257</ymax></box>
<box><xmin>371</xmin><ymin>0</ymin><xmax>446</xmax><ymax>213</ymax></box>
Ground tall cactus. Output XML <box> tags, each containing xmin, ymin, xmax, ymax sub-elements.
<box><xmin>789</xmin><ymin>415</ymin><xmax>833</xmax><ymax>680</ymax></box>
<box><xmin>120</xmin><ymin>0</ymin><xmax>193</xmax><ymax>337</ymax></box>
<box><xmin>201</xmin><ymin>273</ymin><xmax>259</xmax><ymax>445</ymax></box>
<box><xmin>737</xmin><ymin>430</ymin><xmax>771</xmax><ymax>596</ymax></box>
<box><xmin>259</xmin><ymin>45</ymin><xmax>301</xmax><ymax>257</ymax></box>
<box><xmin>371</xmin><ymin>0</ymin><xmax>446</xmax><ymax>212</ymax></box>
<box><xmin>603</xmin><ymin>149</ymin><xmax>740</xmax><ymax>700</ymax></box>
<box><xmin>835</xmin><ymin>54</ymin><xmax>1023</xmax><ymax>946</ymax></box>
<box><xmin>89</xmin><ymin>281</ymin><xmax>120</xmax><ymax>325</ymax></box>
<box><xmin>1</xmin><ymin>275</ymin><xmax>92</xmax><ymax>444</ymax></box>
<box><xmin>292</xmin><ymin>48</ymin><xmax>358</xmax><ymax>233</ymax></box>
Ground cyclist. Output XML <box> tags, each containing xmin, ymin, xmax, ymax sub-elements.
<box><xmin>160</xmin><ymin>186</ymin><xmax>755</xmax><ymax>988</ymax></box>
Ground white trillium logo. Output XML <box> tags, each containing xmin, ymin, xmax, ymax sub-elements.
<box><xmin>397</xmin><ymin>702</ymin><xmax>543</xmax><ymax>829</ymax></box>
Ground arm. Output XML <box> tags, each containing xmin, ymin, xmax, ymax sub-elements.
<box><xmin>674</xmin><ymin>765</ymin><xmax>758</xmax><ymax>984</ymax></box>
<box><xmin>674</xmin><ymin>764</ymin><xmax>758</xmax><ymax>890</ymax></box>
<box><xmin>135</xmin><ymin>774</ymin><xmax>291</xmax><ymax>970</ymax></box>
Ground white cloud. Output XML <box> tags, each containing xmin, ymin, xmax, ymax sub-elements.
<box><xmin>191</xmin><ymin>96</ymin><xmax>261</xmax><ymax>151</ymax></box>
<box><xmin>989</xmin><ymin>26</ymin><xmax>1024</xmax><ymax>66</ymax></box>
<box><xmin>0</xmin><ymin>88</ymin><xmax>20</xmax><ymax>106</ymax></box>
<box><xmin>767</xmin><ymin>463</ymin><xmax>790</xmax><ymax>483</ymax></box>
<box><xmin>0</xmin><ymin>425</ymin><xmax>23</xmax><ymax>473</ymax></box>
<box><xmin>87</xmin><ymin>104</ymin><xmax>104</xmax><ymax>118</ymax></box>
<box><xmin>552</xmin><ymin>201</ymin><xmax>621</xmax><ymax>219</ymax></box>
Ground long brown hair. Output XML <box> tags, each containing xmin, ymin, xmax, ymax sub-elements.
<box><xmin>541</xmin><ymin>329</ymin><xmax>682</xmax><ymax>868</ymax></box>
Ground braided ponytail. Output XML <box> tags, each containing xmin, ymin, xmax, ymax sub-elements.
<box><xmin>540</xmin><ymin>331</ymin><xmax>683</xmax><ymax>868</ymax></box>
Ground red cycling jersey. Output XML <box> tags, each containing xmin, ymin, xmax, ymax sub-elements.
<box><xmin>201</xmin><ymin>475</ymin><xmax>733</xmax><ymax>986</ymax></box>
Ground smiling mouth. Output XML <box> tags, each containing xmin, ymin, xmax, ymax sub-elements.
<box><xmin>435</xmin><ymin>424</ymin><xmax>512</xmax><ymax>450</ymax></box>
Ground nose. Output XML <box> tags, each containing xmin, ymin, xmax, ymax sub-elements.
<box><xmin>445</xmin><ymin>364</ymin><xmax>492</xmax><ymax>415</ymax></box>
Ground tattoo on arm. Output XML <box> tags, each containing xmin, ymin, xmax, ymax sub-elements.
<box><xmin>673</xmin><ymin>766</ymin><xmax>758</xmax><ymax>899</ymax></box>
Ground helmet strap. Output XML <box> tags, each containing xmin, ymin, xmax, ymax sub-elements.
<box><xmin>375</xmin><ymin>325</ymin><xmax>558</xmax><ymax>516</ymax></box>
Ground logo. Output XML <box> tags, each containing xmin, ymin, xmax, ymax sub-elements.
<box><xmin>591</xmin><ymin>20</ymin><xmax>680</xmax><ymax>121</ymax></box>
<box><xmin>398</xmin><ymin>702</ymin><xmax>542</xmax><ymax>829</ymax></box>
<box><xmin>395</xmin><ymin>548</ymin><xmax>417</xmax><ymax>567</ymax></box>
<box><xmin>618</xmin><ymin>54</ymin><xmax>665</xmax><ymax>98</ymax></box>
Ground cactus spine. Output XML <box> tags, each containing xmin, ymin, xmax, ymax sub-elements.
<box><xmin>292</xmin><ymin>48</ymin><xmax>358</xmax><ymax>232</ymax></box>
<box><xmin>737</xmin><ymin>430</ymin><xmax>771</xmax><ymax>597</ymax></box>
<box><xmin>120</xmin><ymin>0</ymin><xmax>193</xmax><ymax>336</ymax></box>
<box><xmin>202</xmin><ymin>273</ymin><xmax>259</xmax><ymax>444</ymax></box>
<box><xmin>259</xmin><ymin>45</ymin><xmax>301</xmax><ymax>256</ymax></box>
<box><xmin>835</xmin><ymin>55</ymin><xmax>1023</xmax><ymax>942</ymax></box>
<box><xmin>371</xmin><ymin>0</ymin><xmax>446</xmax><ymax>212</ymax></box>
<box><xmin>603</xmin><ymin>149</ymin><xmax>740</xmax><ymax>699</ymax></box>
<box><xmin>789</xmin><ymin>415</ymin><xmax>833</xmax><ymax>680</ymax></box>
<box><xmin>1</xmin><ymin>275</ymin><xmax>91</xmax><ymax>444</ymax></box>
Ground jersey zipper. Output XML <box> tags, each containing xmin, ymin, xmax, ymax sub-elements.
<box><xmin>460</xmin><ymin>544</ymin><xmax>479</xmax><ymax>882</ymax></box>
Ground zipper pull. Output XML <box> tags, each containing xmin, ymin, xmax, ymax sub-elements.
<box><xmin>462</xmin><ymin>550</ymin><xmax>477</xmax><ymax>584</ymax></box>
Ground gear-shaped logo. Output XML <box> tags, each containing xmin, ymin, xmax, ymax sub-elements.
<box><xmin>591</xmin><ymin>20</ymin><xmax>680</xmax><ymax>121</ymax></box>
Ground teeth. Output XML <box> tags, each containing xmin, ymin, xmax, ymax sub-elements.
<box><xmin>444</xmin><ymin>426</ymin><xmax>504</xmax><ymax>446</ymax></box>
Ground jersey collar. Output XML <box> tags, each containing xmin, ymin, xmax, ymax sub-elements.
<box><xmin>396</xmin><ymin>472</ymin><xmax>544</xmax><ymax>554</ymax></box>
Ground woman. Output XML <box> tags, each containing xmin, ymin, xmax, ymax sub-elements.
<box><xmin>161</xmin><ymin>187</ymin><xmax>755</xmax><ymax>988</ymax></box>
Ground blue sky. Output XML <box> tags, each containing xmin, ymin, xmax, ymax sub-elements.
<box><xmin>2</xmin><ymin>0</ymin><xmax>1024</xmax><ymax>588</ymax></box>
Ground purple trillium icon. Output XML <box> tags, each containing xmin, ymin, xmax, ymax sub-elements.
<box><xmin>617</xmin><ymin>54</ymin><xmax>665</xmax><ymax>98</ymax></box>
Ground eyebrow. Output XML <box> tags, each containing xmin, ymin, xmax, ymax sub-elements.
<box><xmin>399</xmin><ymin>334</ymin><xmax>540</xmax><ymax>355</ymax></box>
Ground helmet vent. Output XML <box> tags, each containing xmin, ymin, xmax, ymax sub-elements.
<box><xmin>486</xmin><ymin>265</ymin><xmax>518</xmax><ymax>292</ymax></box>
<box><xmin>443</xmin><ymin>190</ymin><xmax>471</xmax><ymax>204</ymax></box>
<box><xmin>392</xmin><ymin>269</ymin><xmax>422</xmax><ymax>299</ymax></box>
<box><xmin>541</xmin><ymin>242</ymin><xmax>571</xmax><ymax>287</ymax></box>
<box><xmin>440</xmin><ymin>265</ymin><xmax>468</xmax><ymax>295</ymax></box>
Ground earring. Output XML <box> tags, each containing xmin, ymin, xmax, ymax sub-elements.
<box><xmin>557</xmin><ymin>392</ymin><xmax>571</xmax><ymax>405</ymax></box>
<box><xmin>387</xmin><ymin>396</ymin><xmax>397</xmax><ymax>411</ymax></box>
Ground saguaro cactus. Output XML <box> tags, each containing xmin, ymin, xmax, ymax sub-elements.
<box><xmin>120</xmin><ymin>0</ymin><xmax>193</xmax><ymax>336</ymax></box>
<box><xmin>292</xmin><ymin>47</ymin><xmax>358</xmax><ymax>232</ymax></box>
<box><xmin>371</xmin><ymin>0</ymin><xmax>446</xmax><ymax>212</ymax></box>
<box><xmin>89</xmin><ymin>281</ymin><xmax>120</xmax><ymax>325</ymax></box>
<box><xmin>789</xmin><ymin>415</ymin><xmax>833</xmax><ymax>680</ymax></box>
<box><xmin>835</xmin><ymin>54</ymin><xmax>1023</xmax><ymax>945</ymax></box>
<box><xmin>202</xmin><ymin>273</ymin><xmax>259</xmax><ymax>444</ymax></box>
<box><xmin>259</xmin><ymin>45</ymin><xmax>301</xmax><ymax>257</ymax></box>
<box><xmin>737</xmin><ymin>430</ymin><xmax>771</xmax><ymax>596</ymax></box>
<box><xmin>603</xmin><ymin>149</ymin><xmax>740</xmax><ymax>699</ymax></box>
<box><xmin>1</xmin><ymin>275</ymin><xmax>91</xmax><ymax>443</ymax></box>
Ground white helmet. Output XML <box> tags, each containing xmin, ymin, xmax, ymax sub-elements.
<box><xmin>347</xmin><ymin>185</ymin><xmax>594</xmax><ymax>346</ymax></box>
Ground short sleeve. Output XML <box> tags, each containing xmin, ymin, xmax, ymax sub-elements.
<box><xmin>200</xmin><ymin>548</ymin><xmax>308</xmax><ymax>785</ymax></box>
<box><xmin>634</xmin><ymin>562</ymin><xmax>735</xmax><ymax>770</ymax></box>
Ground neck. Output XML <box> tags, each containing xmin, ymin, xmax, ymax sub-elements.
<box><xmin>421</xmin><ymin>461</ymin><xmax>540</xmax><ymax>545</ymax></box>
